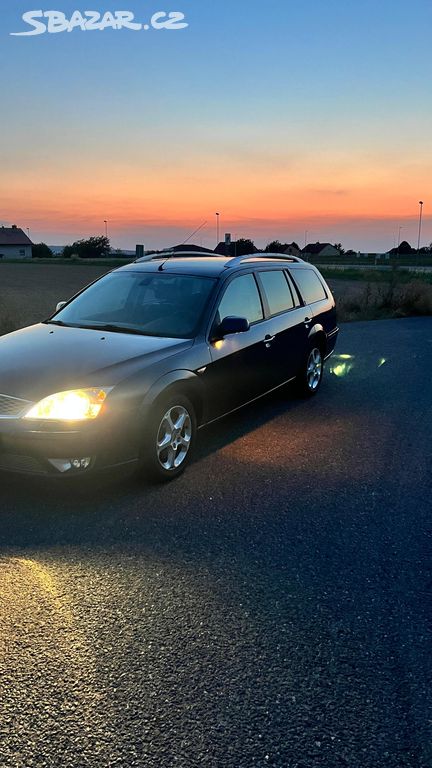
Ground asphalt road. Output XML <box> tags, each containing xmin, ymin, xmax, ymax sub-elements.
<box><xmin>1</xmin><ymin>318</ymin><xmax>431</xmax><ymax>768</ymax></box>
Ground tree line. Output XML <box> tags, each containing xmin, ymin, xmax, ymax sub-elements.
<box><xmin>31</xmin><ymin>236</ymin><xmax>432</xmax><ymax>259</ymax></box>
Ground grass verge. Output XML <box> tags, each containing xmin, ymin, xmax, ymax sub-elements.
<box><xmin>337</xmin><ymin>279</ymin><xmax>432</xmax><ymax>322</ymax></box>
<box><xmin>321</xmin><ymin>267</ymin><xmax>432</xmax><ymax>285</ymax></box>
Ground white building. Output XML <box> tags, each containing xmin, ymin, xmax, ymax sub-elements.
<box><xmin>0</xmin><ymin>226</ymin><xmax>33</xmax><ymax>259</ymax></box>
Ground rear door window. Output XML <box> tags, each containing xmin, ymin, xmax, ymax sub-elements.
<box><xmin>258</xmin><ymin>270</ymin><xmax>294</xmax><ymax>316</ymax></box>
<box><xmin>289</xmin><ymin>269</ymin><xmax>327</xmax><ymax>304</ymax></box>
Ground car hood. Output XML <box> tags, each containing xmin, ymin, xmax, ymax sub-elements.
<box><xmin>0</xmin><ymin>324</ymin><xmax>193</xmax><ymax>402</ymax></box>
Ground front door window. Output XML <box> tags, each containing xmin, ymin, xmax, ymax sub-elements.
<box><xmin>215</xmin><ymin>274</ymin><xmax>263</xmax><ymax>327</ymax></box>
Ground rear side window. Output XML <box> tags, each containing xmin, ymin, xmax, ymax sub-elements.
<box><xmin>259</xmin><ymin>270</ymin><xmax>294</xmax><ymax>316</ymax></box>
<box><xmin>216</xmin><ymin>274</ymin><xmax>263</xmax><ymax>325</ymax></box>
<box><xmin>290</xmin><ymin>269</ymin><xmax>327</xmax><ymax>304</ymax></box>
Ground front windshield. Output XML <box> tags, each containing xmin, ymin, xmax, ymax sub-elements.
<box><xmin>51</xmin><ymin>271</ymin><xmax>217</xmax><ymax>339</ymax></box>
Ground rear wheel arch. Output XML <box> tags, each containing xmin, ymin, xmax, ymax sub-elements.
<box><xmin>308</xmin><ymin>327</ymin><xmax>327</xmax><ymax>357</ymax></box>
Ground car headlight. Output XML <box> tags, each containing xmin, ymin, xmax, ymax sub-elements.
<box><xmin>24</xmin><ymin>388</ymin><xmax>112</xmax><ymax>421</ymax></box>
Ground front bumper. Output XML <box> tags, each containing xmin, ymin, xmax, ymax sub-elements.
<box><xmin>0</xmin><ymin>415</ymin><xmax>140</xmax><ymax>477</ymax></box>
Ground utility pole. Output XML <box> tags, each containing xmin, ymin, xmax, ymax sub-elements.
<box><xmin>417</xmin><ymin>202</ymin><xmax>424</xmax><ymax>261</ymax></box>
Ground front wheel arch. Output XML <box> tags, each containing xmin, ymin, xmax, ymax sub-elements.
<box><xmin>139</xmin><ymin>371</ymin><xmax>205</xmax><ymax>426</ymax></box>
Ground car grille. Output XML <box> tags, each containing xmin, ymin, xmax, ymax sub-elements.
<box><xmin>0</xmin><ymin>394</ymin><xmax>32</xmax><ymax>418</ymax></box>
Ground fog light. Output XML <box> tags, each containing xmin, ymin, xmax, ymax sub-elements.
<box><xmin>48</xmin><ymin>457</ymin><xmax>92</xmax><ymax>473</ymax></box>
<box><xmin>71</xmin><ymin>458</ymin><xmax>91</xmax><ymax>470</ymax></box>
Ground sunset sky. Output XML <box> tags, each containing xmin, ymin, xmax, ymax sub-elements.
<box><xmin>1</xmin><ymin>0</ymin><xmax>431</xmax><ymax>251</ymax></box>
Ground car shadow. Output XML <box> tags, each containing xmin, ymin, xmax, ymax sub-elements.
<box><xmin>193</xmin><ymin>383</ymin><xmax>301</xmax><ymax>463</ymax></box>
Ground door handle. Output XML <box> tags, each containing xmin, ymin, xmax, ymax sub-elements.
<box><xmin>264</xmin><ymin>334</ymin><xmax>276</xmax><ymax>343</ymax></box>
<box><xmin>304</xmin><ymin>317</ymin><xmax>312</xmax><ymax>324</ymax></box>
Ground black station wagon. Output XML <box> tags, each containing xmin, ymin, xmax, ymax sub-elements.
<box><xmin>0</xmin><ymin>253</ymin><xmax>339</xmax><ymax>481</ymax></box>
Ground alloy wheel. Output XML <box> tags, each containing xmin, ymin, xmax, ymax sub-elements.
<box><xmin>156</xmin><ymin>405</ymin><xmax>192</xmax><ymax>471</ymax></box>
<box><xmin>307</xmin><ymin>348</ymin><xmax>323</xmax><ymax>391</ymax></box>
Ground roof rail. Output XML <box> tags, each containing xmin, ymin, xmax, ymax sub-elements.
<box><xmin>225</xmin><ymin>252</ymin><xmax>305</xmax><ymax>268</ymax></box>
<box><xmin>135</xmin><ymin>250</ymin><xmax>216</xmax><ymax>263</ymax></box>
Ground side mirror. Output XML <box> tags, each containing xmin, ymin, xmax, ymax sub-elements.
<box><xmin>217</xmin><ymin>315</ymin><xmax>250</xmax><ymax>338</ymax></box>
<box><xmin>56</xmin><ymin>301</ymin><xmax>67</xmax><ymax>312</ymax></box>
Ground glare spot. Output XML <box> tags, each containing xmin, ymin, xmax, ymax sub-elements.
<box><xmin>329</xmin><ymin>354</ymin><xmax>355</xmax><ymax>378</ymax></box>
<box><xmin>11</xmin><ymin>558</ymin><xmax>74</xmax><ymax>624</ymax></box>
<box><xmin>330</xmin><ymin>363</ymin><xmax>349</xmax><ymax>377</ymax></box>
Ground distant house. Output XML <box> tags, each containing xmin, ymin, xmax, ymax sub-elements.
<box><xmin>284</xmin><ymin>242</ymin><xmax>302</xmax><ymax>258</ymax></box>
<box><xmin>215</xmin><ymin>240</ymin><xmax>238</xmax><ymax>257</ymax></box>
<box><xmin>302</xmin><ymin>242</ymin><xmax>339</xmax><ymax>259</ymax></box>
<box><xmin>161</xmin><ymin>244</ymin><xmax>215</xmax><ymax>254</ymax></box>
<box><xmin>0</xmin><ymin>226</ymin><xmax>33</xmax><ymax>259</ymax></box>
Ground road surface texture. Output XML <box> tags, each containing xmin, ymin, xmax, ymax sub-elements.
<box><xmin>0</xmin><ymin>318</ymin><xmax>431</xmax><ymax>768</ymax></box>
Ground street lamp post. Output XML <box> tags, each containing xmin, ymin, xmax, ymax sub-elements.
<box><xmin>104</xmin><ymin>220</ymin><xmax>108</xmax><ymax>238</ymax></box>
<box><xmin>216</xmin><ymin>213</ymin><xmax>220</xmax><ymax>246</ymax></box>
<box><xmin>417</xmin><ymin>201</ymin><xmax>424</xmax><ymax>258</ymax></box>
<box><xmin>304</xmin><ymin>230</ymin><xmax>311</xmax><ymax>262</ymax></box>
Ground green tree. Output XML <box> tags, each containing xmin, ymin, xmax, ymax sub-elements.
<box><xmin>389</xmin><ymin>240</ymin><xmax>415</xmax><ymax>256</ymax></box>
<box><xmin>399</xmin><ymin>240</ymin><xmax>415</xmax><ymax>254</ymax></box>
<box><xmin>32</xmin><ymin>242</ymin><xmax>53</xmax><ymax>258</ymax></box>
<box><xmin>62</xmin><ymin>236</ymin><xmax>111</xmax><ymax>259</ymax></box>
<box><xmin>333</xmin><ymin>243</ymin><xmax>345</xmax><ymax>255</ymax></box>
<box><xmin>265</xmin><ymin>240</ymin><xmax>286</xmax><ymax>253</ymax></box>
<box><xmin>234</xmin><ymin>238</ymin><xmax>257</xmax><ymax>256</ymax></box>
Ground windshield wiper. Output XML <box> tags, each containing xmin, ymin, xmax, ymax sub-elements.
<box><xmin>77</xmin><ymin>323</ymin><xmax>151</xmax><ymax>336</ymax></box>
<box><xmin>45</xmin><ymin>320</ymin><xmax>70</xmax><ymax>327</ymax></box>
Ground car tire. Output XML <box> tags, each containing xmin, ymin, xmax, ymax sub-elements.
<box><xmin>295</xmin><ymin>344</ymin><xmax>324</xmax><ymax>397</ymax></box>
<box><xmin>139</xmin><ymin>393</ymin><xmax>197</xmax><ymax>483</ymax></box>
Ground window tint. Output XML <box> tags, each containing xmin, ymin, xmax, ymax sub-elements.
<box><xmin>290</xmin><ymin>269</ymin><xmax>327</xmax><ymax>304</ymax></box>
<box><xmin>259</xmin><ymin>271</ymin><xmax>294</xmax><ymax>315</ymax></box>
<box><xmin>217</xmin><ymin>274</ymin><xmax>263</xmax><ymax>325</ymax></box>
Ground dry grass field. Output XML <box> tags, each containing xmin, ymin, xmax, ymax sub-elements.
<box><xmin>0</xmin><ymin>263</ymin><xmax>111</xmax><ymax>334</ymax></box>
<box><xmin>329</xmin><ymin>276</ymin><xmax>432</xmax><ymax>321</ymax></box>
<box><xmin>1</xmin><ymin>263</ymin><xmax>432</xmax><ymax>336</ymax></box>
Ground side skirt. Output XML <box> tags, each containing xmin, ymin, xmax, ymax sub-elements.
<box><xmin>198</xmin><ymin>376</ymin><xmax>297</xmax><ymax>430</ymax></box>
